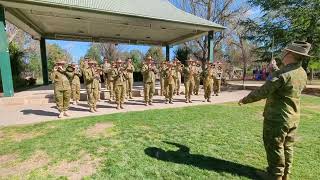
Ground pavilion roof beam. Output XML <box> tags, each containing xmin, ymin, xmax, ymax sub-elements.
<box><xmin>6</xmin><ymin>8</ymin><xmax>43</xmax><ymax>39</ymax></box>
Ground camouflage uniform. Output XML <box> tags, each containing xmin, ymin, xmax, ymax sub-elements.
<box><xmin>164</xmin><ymin>64</ymin><xmax>176</xmax><ymax>103</ymax></box>
<box><xmin>83</xmin><ymin>64</ymin><xmax>99</xmax><ymax>112</ymax></box>
<box><xmin>141</xmin><ymin>58</ymin><xmax>157</xmax><ymax>105</ymax></box>
<box><xmin>184</xmin><ymin>61</ymin><xmax>195</xmax><ymax>103</ymax></box>
<box><xmin>194</xmin><ymin>63</ymin><xmax>202</xmax><ymax>95</ymax></box>
<box><xmin>126</xmin><ymin>62</ymin><xmax>135</xmax><ymax>99</ymax></box>
<box><xmin>159</xmin><ymin>63</ymin><xmax>167</xmax><ymax>96</ymax></box>
<box><xmin>112</xmin><ymin>63</ymin><xmax>128</xmax><ymax>109</ymax></box>
<box><xmin>242</xmin><ymin>63</ymin><xmax>307</xmax><ymax>177</ymax></box>
<box><xmin>71</xmin><ymin>68</ymin><xmax>81</xmax><ymax>103</ymax></box>
<box><xmin>175</xmin><ymin>62</ymin><xmax>183</xmax><ymax>95</ymax></box>
<box><xmin>106</xmin><ymin>64</ymin><xmax>115</xmax><ymax>101</ymax></box>
<box><xmin>203</xmin><ymin>65</ymin><xmax>215</xmax><ymax>102</ymax></box>
<box><xmin>51</xmin><ymin>66</ymin><xmax>72</xmax><ymax>114</ymax></box>
<box><xmin>213</xmin><ymin>67</ymin><xmax>223</xmax><ymax>96</ymax></box>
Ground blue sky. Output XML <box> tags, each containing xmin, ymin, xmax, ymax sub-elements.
<box><xmin>46</xmin><ymin>40</ymin><xmax>176</xmax><ymax>63</ymax></box>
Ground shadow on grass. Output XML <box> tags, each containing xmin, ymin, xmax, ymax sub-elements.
<box><xmin>145</xmin><ymin>141</ymin><xmax>260</xmax><ymax>179</ymax></box>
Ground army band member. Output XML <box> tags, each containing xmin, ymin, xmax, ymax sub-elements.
<box><xmin>239</xmin><ymin>41</ymin><xmax>311</xmax><ymax>180</ymax></box>
<box><xmin>184</xmin><ymin>58</ymin><xmax>195</xmax><ymax>103</ymax></box>
<box><xmin>126</xmin><ymin>58</ymin><xmax>135</xmax><ymax>99</ymax></box>
<box><xmin>203</xmin><ymin>63</ymin><xmax>215</xmax><ymax>102</ymax></box>
<box><xmin>163</xmin><ymin>62</ymin><xmax>177</xmax><ymax>104</ymax></box>
<box><xmin>68</xmin><ymin>63</ymin><xmax>82</xmax><ymax>105</ymax></box>
<box><xmin>214</xmin><ymin>64</ymin><xmax>223</xmax><ymax>96</ymax></box>
<box><xmin>83</xmin><ymin>60</ymin><xmax>100</xmax><ymax>112</ymax></box>
<box><xmin>105</xmin><ymin>60</ymin><xmax>116</xmax><ymax>102</ymax></box>
<box><xmin>141</xmin><ymin>56</ymin><xmax>157</xmax><ymax>106</ymax></box>
<box><xmin>51</xmin><ymin>60</ymin><xmax>73</xmax><ymax>118</ymax></box>
<box><xmin>80</xmin><ymin>56</ymin><xmax>90</xmax><ymax>72</ymax></box>
<box><xmin>174</xmin><ymin>59</ymin><xmax>183</xmax><ymax>95</ymax></box>
<box><xmin>112</xmin><ymin>59</ymin><xmax>128</xmax><ymax>109</ymax></box>
<box><xmin>194</xmin><ymin>60</ymin><xmax>202</xmax><ymax>95</ymax></box>
<box><xmin>159</xmin><ymin>61</ymin><xmax>167</xmax><ymax>96</ymax></box>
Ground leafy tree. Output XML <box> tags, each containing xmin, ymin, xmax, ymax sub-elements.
<box><xmin>85</xmin><ymin>43</ymin><xmax>102</xmax><ymax>64</ymax></box>
<box><xmin>9</xmin><ymin>42</ymin><xmax>25</xmax><ymax>78</ymax></box>
<box><xmin>174</xmin><ymin>45</ymin><xmax>192</xmax><ymax>65</ymax></box>
<box><xmin>145</xmin><ymin>46</ymin><xmax>164</xmax><ymax>63</ymax></box>
<box><xmin>245</xmin><ymin>0</ymin><xmax>320</xmax><ymax>61</ymax></box>
<box><xmin>26</xmin><ymin>53</ymin><xmax>41</xmax><ymax>78</ymax></box>
<box><xmin>129</xmin><ymin>50</ymin><xmax>144</xmax><ymax>72</ymax></box>
<box><xmin>47</xmin><ymin>44</ymin><xmax>72</xmax><ymax>71</ymax></box>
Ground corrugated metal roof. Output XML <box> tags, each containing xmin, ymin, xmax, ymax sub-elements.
<box><xmin>17</xmin><ymin>0</ymin><xmax>225</xmax><ymax>29</ymax></box>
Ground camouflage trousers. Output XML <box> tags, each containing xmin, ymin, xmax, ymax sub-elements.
<box><xmin>87</xmin><ymin>88</ymin><xmax>99</xmax><ymax>109</ymax></box>
<box><xmin>115</xmin><ymin>85</ymin><xmax>125</xmax><ymax>105</ymax></box>
<box><xmin>263</xmin><ymin>119</ymin><xmax>297</xmax><ymax>176</ymax></box>
<box><xmin>213</xmin><ymin>79</ymin><xmax>221</xmax><ymax>95</ymax></box>
<box><xmin>175</xmin><ymin>77</ymin><xmax>181</xmax><ymax>94</ymax></box>
<box><xmin>204</xmin><ymin>79</ymin><xmax>213</xmax><ymax>100</ymax></box>
<box><xmin>164</xmin><ymin>82</ymin><xmax>175</xmax><ymax>102</ymax></box>
<box><xmin>194</xmin><ymin>77</ymin><xmax>201</xmax><ymax>95</ymax></box>
<box><xmin>127</xmin><ymin>78</ymin><xmax>134</xmax><ymax>98</ymax></box>
<box><xmin>160</xmin><ymin>77</ymin><xmax>165</xmax><ymax>96</ymax></box>
<box><xmin>144</xmin><ymin>82</ymin><xmax>155</xmax><ymax>103</ymax></box>
<box><xmin>107</xmin><ymin>80</ymin><xmax>114</xmax><ymax>100</ymax></box>
<box><xmin>71</xmin><ymin>83</ymin><xmax>80</xmax><ymax>101</ymax></box>
<box><xmin>184</xmin><ymin>79</ymin><xmax>194</xmax><ymax>101</ymax></box>
<box><xmin>54</xmin><ymin>89</ymin><xmax>71</xmax><ymax>112</ymax></box>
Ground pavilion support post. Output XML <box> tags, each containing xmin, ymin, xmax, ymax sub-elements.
<box><xmin>40</xmin><ymin>37</ymin><xmax>49</xmax><ymax>85</ymax></box>
<box><xmin>0</xmin><ymin>6</ymin><xmax>14</xmax><ymax>97</ymax></box>
<box><xmin>208</xmin><ymin>31</ymin><xmax>214</xmax><ymax>63</ymax></box>
<box><xmin>166</xmin><ymin>45</ymin><xmax>170</xmax><ymax>61</ymax></box>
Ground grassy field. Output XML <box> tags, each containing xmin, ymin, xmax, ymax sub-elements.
<box><xmin>0</xmin><ymin>95</ymin><xmax>319</xmax><ymax>179</ymax></box>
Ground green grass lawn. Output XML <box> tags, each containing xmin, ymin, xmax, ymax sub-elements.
<box><xmin>0</xmin><ymin>95</ymin><xmax>319</xmax><ymax>179</ymax></box>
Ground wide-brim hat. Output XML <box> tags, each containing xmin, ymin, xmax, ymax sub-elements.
<box><xmin>88</xmin><ymin>60</ymin><xmax>97</xmax><ymax>64</ymax></box>
<box><xmin>284</xmin><ymin>41</ymin><xmax>312</xmax><ymax>57</ymax></box>
<box><xmin>116</xmin><ymin>59</ymin><xmax>123</xmax><ymax>63</ymax></box>
<box><xmin>146</xmin><ymin>56</ymin><xmax>153</xmax><ymax>60</ymax></box>
<box><xmin>55</xmin><ymin>60</ymin><xmax>66</xmax><ymax>65</ymax></box>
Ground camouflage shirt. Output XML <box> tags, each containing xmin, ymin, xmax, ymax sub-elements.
<box><xmin>242</xmin><ymin>63</ymin><xmax>307</xmax><ymax>126</ymax></box>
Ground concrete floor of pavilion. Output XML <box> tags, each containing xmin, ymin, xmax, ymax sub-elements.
<box><xmin>0</xmin><ymin>82</ymin><xmax>251</xmax><ymax>126</ymax></box>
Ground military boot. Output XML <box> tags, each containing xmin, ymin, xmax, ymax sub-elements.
<box><xmin>120</xmin><ymin>104</ymin><xmax>124</xmax><ymax>109</ymax></box>
<box><xmin>64</xmin><ymin>111</ymin><xmax>70</xmax><ymax>117</ymax></box>
<box><xmin>256</xmin><ymin>170</ymin><xmax>282</xmax><ymax>180</ymax></box>
<box><xmin>116</xmin><ymin>104</ymin><xmax>121</xmax><ymax>110</ymax></box>
<box><xmin>282</xmin><ymin>173</ymin><xmax>289</xmax><ymax>180</ymax></box>
<box><xmin>93</xmin><ymin>107</ymin><xmax>98</xmax><ymax>112</ymax></box>
<box><xmin>185</xmin><ymin>98</ymin><xmax>189</xmax><ymax>103</ymax></box>
<box><xmin>207</xmin><ymin>98</ymin><xmax>211</xmax><ymax>102</ymax></box>
<box><xmin>58</xmin><ymin>112</ymin><xmax>64</xmax><ymax>118</ymax></box>
<box><xmin>89</xmin><ymin>108</ymin><xmax>95</xmax><ymax>113</ymax></box>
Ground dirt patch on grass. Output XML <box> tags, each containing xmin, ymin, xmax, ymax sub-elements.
<box><xmin>50</xmin><ymin>153</ymin><xmax>100</xmax><ymax>180</ymax></box>
<box><xmin>0</xmin><ymin>151</ymin><xmax>49</xmax><ymax>177</ymax></box>
<box><xmin>304</xmin><ymin>105</ymin><xmax>320</xmax><ymax>111</ymax></box>
<box><xmin>12</xmin><ymin>132</ymin><xmax>44</xmax><ymax>142</ymax></box>
<box><xmin>85</xmin><ymin>122</ymin><xmax>114</xmax><ymax>138</ymax></box>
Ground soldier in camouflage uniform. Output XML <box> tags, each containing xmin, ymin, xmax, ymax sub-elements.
<box><xmin>141</xmin><ymin>56</ymin><xmax>157</xmax><ymax>106</ymax></box>
<box><xmin>203</xmin><ymin>63</ymin><xmax>215</xmax><ymax>102</ymax></box>
<box><xmin>184</xmin><ymin>58</ymin><xmax>195</xmax><ymax>103</ymax></box>
<box><xmin>112</xmin><ymin>59</ymin><xmax>128</xmax><ymax>109</ymax></box>
<box><xmin>51</xmin><ymin>60</ymin><xmax>73</xmax><ymax>118</ymax></box>
<box><xmin>239</xmin><ymin>41</ymin><xmax>311</xmax><ymax>180</ymax></box>
<box><xmin>69</xmin><ymin>63</ymin><xmax>81</xmax><ymax>105</ymax></box>
<box><xmin>106</xmin><ymin>61</ymin><xmax>116</xmax><ymax>102</ymax></box>
<box><xmin>83</xmin><ymin>60</ymin><xmax>100</xmax><ymax>112</ymax></box>
<box><xmin>213</xmin><ymin>64</ymin><xmax>223</xmax><ymax>96</ymax></box>
<box><xmin>193</xmin><ymin>60</ymin><xmax>202</xmax><ymax>95</ymax></box>
<box><xmin>163</xmin><ymin>62</ymin><xmax>177</xmax><ymax>104</ymax></box>
<box><xmin>175</xmin><ymin>59</ymin><xmax>183</xmax><ymax>95</ymax></box>
<box><xmin>126</xmin><ymin>58</ymin><xmax>135</xmax><ymax>99</ymax></box>
<box><xmin>159</xmin><ymin>61</ymin><xmax>167</xmax><ymax>96</ymax></box>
